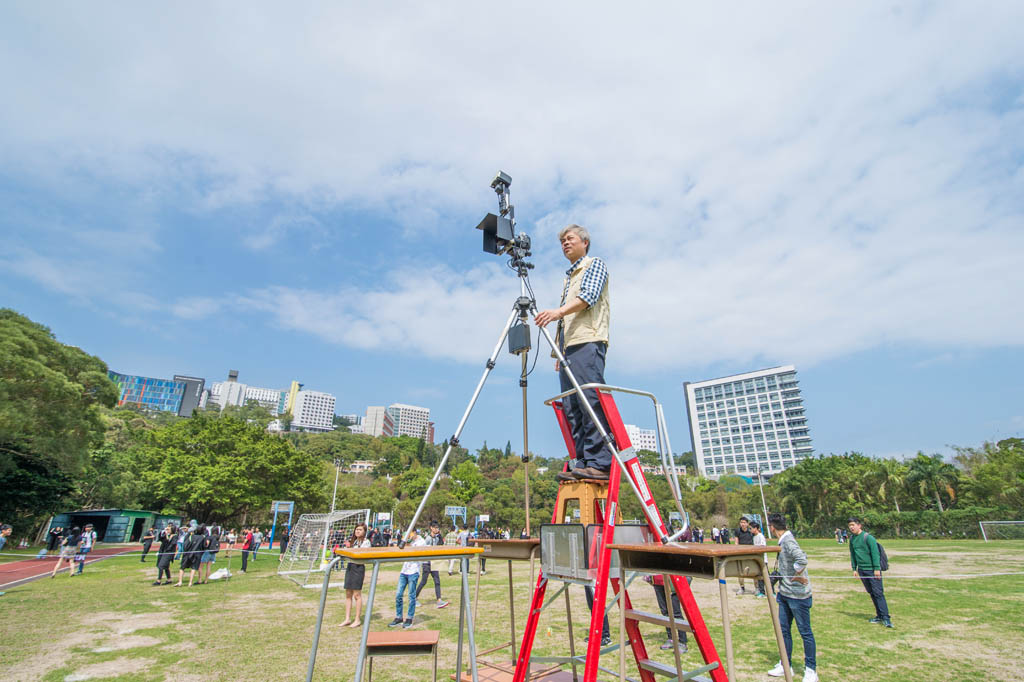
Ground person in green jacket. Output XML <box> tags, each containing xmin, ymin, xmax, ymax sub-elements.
<box><xmin>847</xmin><ymin>517</ymin><xmax>893</xmax><ymax>628</ymax></box>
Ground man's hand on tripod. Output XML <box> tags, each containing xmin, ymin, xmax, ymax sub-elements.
<box><xmin>536</xmin><ymin>297</ymin><xmax>587</xmax><ymax>328</ymax></box>
<box><xmin>534</xmin><ymin>308</ymin><xmax>561</xmax><ymax>328</ymax></box>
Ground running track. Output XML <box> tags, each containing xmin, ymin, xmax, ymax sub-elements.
<box><xmin>0</xmin><ymin>546</ymin><xmax>134</xmax><ymax>590</ymax></box>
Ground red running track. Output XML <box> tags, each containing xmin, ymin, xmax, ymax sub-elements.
<box><xmin>0</xmin><ymin>546</ymin><xmax>134</xmax><ymax>590</ymax></box>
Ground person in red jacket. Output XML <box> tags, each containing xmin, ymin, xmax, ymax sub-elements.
<box><xmin>240</xmin><ymin>527</ymin><xmax>254</xmax><ymax>573</ymax></box>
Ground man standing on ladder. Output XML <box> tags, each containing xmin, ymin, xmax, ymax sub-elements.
<box><xmin>535</xmin><ymin>224</ymin><xmax>612</xmax><ymax>482</ymax></box>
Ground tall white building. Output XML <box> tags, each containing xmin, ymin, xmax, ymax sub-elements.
<box><xmin>363</xmin><ymin>406</ymin><xmax>394</xmax><ymax>438</ymax></box>
<box><xmin>624</xmin><ymin>424</ymin><xmax>659</xmax><ymax>453</ymax></box>
<box><xmin>387</xmin><ymin>403</ymin><xmax>431</xmax><ymax>439</ymax></box>
<box><xmin>245</xmin><ymin>386</ymin><xmax>288</xmax><ymax>416</ymax></box>
<box><xmin>208</xmin><ymin>380</ymin><xmax>248</xmax><ymax>409</ymax></box>
<box><xmin>291</xmin><ymin>391</ymin><xmax>336</xmax><ymax>432</ymax></box>
<box><xmin>684</xmin><ymin>365</ymin><xmax>811</xmax><ymax>479</ymax></box>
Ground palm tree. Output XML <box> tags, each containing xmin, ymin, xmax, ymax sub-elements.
<box><xmin>906</xmin><ymin>453</ymin><xmax>958</xmax><ymax>512</ymax></box>
<box><xmin>878</xmin><ymin>459</ymin><xmax>908</xmax><ymax>513</ymax></box>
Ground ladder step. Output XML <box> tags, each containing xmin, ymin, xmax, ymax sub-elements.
<box><xmin>637</xmin><ymin>658</ymin><xmax>717</xmax><ymax>681</ymax></box>
<box><xmin>624</xmin><ymin>608</ymin><xmax>694</xmax><ymax>633</ymax></box>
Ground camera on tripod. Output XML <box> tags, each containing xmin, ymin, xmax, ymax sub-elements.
<box><xmin>476</xmin><ymin>171</ymin><xmax>518</xmax><ymax>255</ymax></box>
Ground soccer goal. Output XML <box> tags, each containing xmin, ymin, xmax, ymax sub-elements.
<box><xmin>979</xmin><ymin>521</ymin><xmax>1024</xmax><ymax>541</ymax></box>
<box><xmin>277</xmin><ymin>509</ymin><xmax>370</xmax><ymax>588</ymax></box>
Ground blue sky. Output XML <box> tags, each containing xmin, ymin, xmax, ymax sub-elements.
<box><xmin>1</xmin><ymin>4</ymin><xmax>1022</xmax><ymax>462</ymax></box>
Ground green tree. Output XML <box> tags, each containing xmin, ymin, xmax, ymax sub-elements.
<box><xmin>906</xmin><ymin>452</ymin><xmax>959</xmax><ymax>512</ymax></box>
<box><xmin>451</xmin><ymin>460</ymin><xmax>484</xmax><ymax>504</ymax></box>
<box><xmin>878</xmin><ymin>459</ymin><xmax>909</xmax><ymax>514</ymax></box>
<box><xmin>136</xmin><ymin>413</ymin><xmax>327</xmax><ymax>521</ymax></box>
<box><xmin>0</xmin><ymin>309</ymin><xmax>118</xmax><ymax>523</ymax></box>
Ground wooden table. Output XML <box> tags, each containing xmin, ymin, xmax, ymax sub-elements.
<box><xmin>467</xmin><ymin>539</ymin><xmax>547</xmax><ymax>680</ymax></box>
<box><xmin>607</xmin><ymin>543</ymin><xmax>793</xmax><ymax>682</ymax></box>
<box><xmin>306</xmin><ymin>545</ymin><xmax>485</xmax><ymax>682</ymax></box>
<box><xmin>366</xmin><ymin>630</ymin><xmax>440</xmax><ymax>682</ymax></box>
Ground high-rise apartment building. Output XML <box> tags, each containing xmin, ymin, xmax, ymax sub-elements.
<box><xmin>363</xmin><ymin>406</ymin><xmax>394</xmax><ymax>438</ymax></box>
<box><xmin>387</xmin><ymin>403</ymin><xmax>431</xmax><ymax>439</ymax></box>
<box><xmin>624</xmin><ymin>424</ymin><xmax>659</xmax><ymax>453</ymax></box>
<box><xmin>291</xmin><ymin>391</ymin><xmax>336</xmax><ymax>432</ymax></box>
<box><xmin>209</xmin><ymin>371</ymin><xmax>289</xmax><ymax>417</ymax></box>
<box><xmin>684</xmin><ymin>365</ymin><xmax>811</xmax><ymax>479</ymax></box>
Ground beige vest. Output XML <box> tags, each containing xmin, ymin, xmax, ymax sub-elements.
<box><xmin>559</xmin><ymin>256</ymin><xmax>610</xmax><ymax>350</ymax></box>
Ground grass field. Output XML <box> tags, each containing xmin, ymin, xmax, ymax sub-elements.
<box><xmin>1</xmin><ymin>538</ymin><xmax>1022</xmax><ymax>681</ymax></box>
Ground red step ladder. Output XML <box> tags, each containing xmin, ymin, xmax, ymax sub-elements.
<box><xmin>512</xmin><ymin>389</ymin><xmax>728</xmax><ymax>682</ymax></box>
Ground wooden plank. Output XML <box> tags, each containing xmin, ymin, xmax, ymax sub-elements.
<box><xmin>471</xmin><ymin>538</ymin><xmax>539</xmax><ymax>561</ymax></box>
<box><xmin>333</xmin><ymin>546</ymin><xmax>484</xmax><ymax>560</ymax></box>
<box><xmin>367</xmin><ymin>630</ymin><xmax>440</xmax><ymax>647</ymax></box>
<box><xmin>608</xmin><ymin>543</ymin><xmax>779</xmax><ymax>558</ymax></box>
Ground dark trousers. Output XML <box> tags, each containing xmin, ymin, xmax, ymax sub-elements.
<box><xmin>157</xmin><ymin>554</ymin><xmax>173</xmax><ymax>581</ymax></box>
<box><xmin>584</xmin><ymin>585</ymin><xmax>611</xmax><ymax>640</ymax></box>
<box><xmin>652</xmin><ymin>578</ymin><xmax>689</xmax><ymax>643</ymax></box>
<box><xmin>241</xmin><ymin>549</ymin><xmax>250</xmax><ymax>571</ymax></box>
<box><xmin>416</xmin><ymin>563</ymin><xmax>442</xmax><ymax>600</ymax></box>
<box><xmin>858</xmin><ymin>569</ymin><xmax>890</xmax><ymax>619</ymax></box>
<box><xmin>559</xmin><ymin>342</ymin><xmax>611</xmax><ymax>469</ymax></box>
<box><xmin>777</xmin><ymin>594</ymin><xmax>816</xmax><ymax>670</ymax></box>
<box><xmin>141</xmin><ymin>541</ymin><xmax>153</xmax><ymax>562</ymax></box>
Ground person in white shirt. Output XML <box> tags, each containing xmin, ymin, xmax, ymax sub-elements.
<box><xmin>751</xmin><ymin>521</ymin><xmax>768</xmax><ymax>598</ymax></box>
<box><xmin>75</xmin><ymin>523</ymin><xmax>98</xmax><ymax>575</ymax></box>
<box><xmin>389</xmin><ymin>529</ymin><xmax>426</xmax><ymax>629</ymax></box>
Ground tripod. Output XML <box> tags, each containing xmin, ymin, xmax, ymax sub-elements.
<box><xmin>402</xmin><ymin>174</ymin><xmax>671</xmax><ymax>548</ymax></box>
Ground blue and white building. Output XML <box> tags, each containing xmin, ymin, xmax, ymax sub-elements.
<box><xmin>684</xmin><ymin>365</ymin><xmax>812</xmax><ymax>479</ymax></box>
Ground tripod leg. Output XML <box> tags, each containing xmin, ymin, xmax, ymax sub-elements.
<box><xmin>403</xmin><ymin>307</ymin><xmax>520</xmax><ymax>543</ymax></box>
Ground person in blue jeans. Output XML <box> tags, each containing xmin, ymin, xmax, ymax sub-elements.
<box><xmin>766</xmin><ymin>513</ymin><xmax>817</xmax><ymax>682</ymax></box>
<box><xmin>389</xmin><ymin>529</ymin><xmax>425</xmax><ymax>629</ymax></box>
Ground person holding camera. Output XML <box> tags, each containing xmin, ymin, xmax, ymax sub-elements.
<box><xmin>535</xmin><ymin>224</ymin><xmax>611</xmax><ymax>482</ymax></box>
<box><xmin>766</xmin><ymin>512</ymin><xmax>817</xmax><ymax>682</ymax></box>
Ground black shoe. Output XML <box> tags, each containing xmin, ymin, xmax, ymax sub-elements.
<box><xmin>403</xmin><ymin>619</ymin><xmax>414</xmax><ymax>629</ymax></box>
<box><xmin>388</xmin><ymin>618</ymin><xmax>403</xmax><ymax>627</ymax></box>
<box><xmin>883</xmin><ymin>619</ymin><xmax>894</xmax><ymax>629</ymax></box>
<box><xmin>152</xmin><ymin>581</ymin><xmax>161</xmax><ymax>586</ymax></box>
<box><xmin>572</xmin><ymin>466</ymin><xmax>610</xmax><ymax>481</ymax></box>
<box><xmin>869</xmin><ymin>617</ymin><xmax>882</xmax><ymax>624</ymax></box>
<box><xmin>557</xmin><ymin>471</ymin><xmax>577</xmax><ymax>482</ymax></box>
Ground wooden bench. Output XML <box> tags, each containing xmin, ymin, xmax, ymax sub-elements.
<box><xmin>366</xmin><ymin>630</ymin><xmax>440</xmax><ymax>682</ymax></box>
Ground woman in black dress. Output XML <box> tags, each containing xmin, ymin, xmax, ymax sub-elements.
<box><xmin>339</xmin><ymin>523</ymin><xmax>371</xmax><ymax>628</ymax></box>
<box><xmin>175</xmin><ymin>525</ymin><xmax>207</xmax><ymax>587</ymax></box>
<box><xmin>154</xmin><ymin>524</ymin><xmax>178</xmax><ymax>585</ymax></box>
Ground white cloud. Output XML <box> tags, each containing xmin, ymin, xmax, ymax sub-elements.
<box><xmin>1</xmin><ymin>3</ymin><xmax>1022</xmax><ymax>371</ymax></box>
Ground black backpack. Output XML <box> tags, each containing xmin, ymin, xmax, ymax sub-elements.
<box><xmin>865</xmin><ymin>533</ymin><xmax>889</xmax><ymax>571</ymax></box>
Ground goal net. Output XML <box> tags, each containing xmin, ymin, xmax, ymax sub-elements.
<box><xmin>979</xmin><ymin>521</ymin><xmax>1024</xmax><ymax>541</ymax></box>
<box><xmin>278</xmin><ymin>509</ymin><xmax>370</xmax><ymax>588</ymax></box>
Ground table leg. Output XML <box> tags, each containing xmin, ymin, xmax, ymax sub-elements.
<box><xmin>664</xmin><ymin>574</ymin><xmax>684</xmax><ymax>682</ymax></box>
<box><xmin>474</xmin><ymin>554</ymin><xmax>482</xmax><ymax>627</ymax></box>
<box><xmin>306</xmin><ymin>556</ymin><xmax>341</xmax><ymax>682</ymax></box>
<box><xmin>354</xmin><ymin>562</ymin><xmax>380</xmax><ymax>682</ymax></box>
<box><xmin>458</xmin><ymin>557</ymin><xmax>466</xmax><ymax>681</ymax></box>
<box><xmin>717</xmin><ymin>558</ymin><xmax>735</xmax><ymax>682</ymax></box>
<box><xmin>565</xmin><ymin>587</ymin><xmax>578</xmax><ymax>682</ymax></box>
<box><xmin>508</xmin><ymin>559</ymin><xmax>518</xmax><ymax>662</ymax></box>
<box><xmin>462</xmin><ymin>556</ymin><xmax>480</xmax><ymax>682</ymax></box>
<box><xmin>618</xmin><ymin>578</ymin><xmax>626</xmax><ymax>682</ymax></box>
<box><xmin>760</xmin><ymin>559</ymin><xmax>793</xmax><ymax>682</ymax></box>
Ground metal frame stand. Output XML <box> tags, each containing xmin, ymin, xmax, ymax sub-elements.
<box><xmin>306</xmin><ymin>549</ymin><xmax>481</xmax><ymax>682</ymax></box>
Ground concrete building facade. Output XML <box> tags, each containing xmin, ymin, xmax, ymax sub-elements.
<box><xmin>684</xmin><ymin>365</ymin><xmax>812</xmax><ymax>479</ymax></box>
<box><xmin>291</xmin><ymin>390</ymin><xmax>336</xmax><ymax>432</ymax></box>
<box><xmin>387</xmin><ymin>403</ymin><xmax>431</xmax><ymax>439</ymax></box>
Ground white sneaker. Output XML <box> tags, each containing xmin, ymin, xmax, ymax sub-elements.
<box><xmin>767</xmin><ymin>661</ymin><xmax>785</xmax><ymax>677</ymax></box>
<box><xmin>802</xmin><ymin>668</ymin><xmax>819</xmax><ymax>682</ymax></box>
